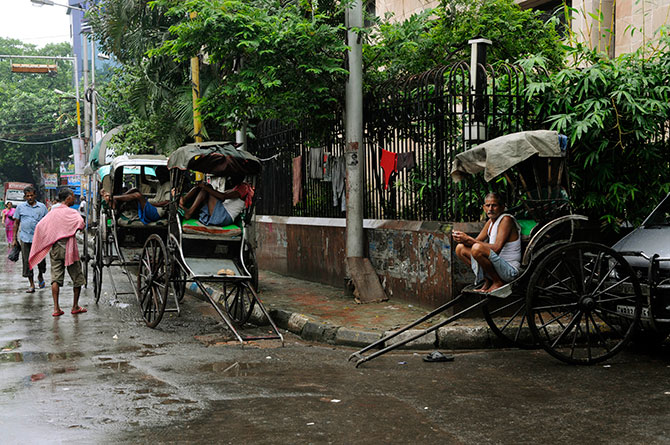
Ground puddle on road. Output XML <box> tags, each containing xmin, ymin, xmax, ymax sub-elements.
<box><xmin>1</xmin><ymin>340</ymin><xmax>21</xmax><ymax>351</ymax></box>
<box><xmin>199</xmin><ymin>361</ymin><xmax>266</xmax><ymax>376</ymax></box>
<box><xmin>141</xmin><ymin>343</ymin><xmax>170</xmax><ymax>349</ymax></box>
<box><xmin>95</xmin><ymin>361</ymin><xmax>132</xmax><ymax>373</ymax></box>
<box><xmin>52</xmin><ymin>366</ymin><xmax>78</xmax><ymax>374</ymax></box>
<box><xmin>0</xmin><ymin>353</ymin><xmax>23</xmax><ymax>363</ymax></box>
<box><xmin>0</xmin><ymin>351</ymin><xmax>85</xmax><ymax>363</ymax></box>
<box><xmin>108</xmin><ymin>300</ymin><xmax>130</xmax><ymax>309</ymax></box>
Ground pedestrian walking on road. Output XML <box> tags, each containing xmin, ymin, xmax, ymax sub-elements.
<box><xmin>2</xmin><ymin>201</ymin><xmax>15</xmax><ymax>246</ymax></box>
<box><xmin>29</xmin><ymin>188</ymin><xmax>86</xmax><ymax>317</ymax></box>
<box><xmin>12</xmin><ymin>186</ymin><xmax>47</xmax><ymax>293</ymax></box>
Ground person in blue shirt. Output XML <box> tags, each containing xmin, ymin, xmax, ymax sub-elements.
<box><xmin>12</xmin><ymin>185</ymin><xmax>48</xmax><ymax>293</ymax></box>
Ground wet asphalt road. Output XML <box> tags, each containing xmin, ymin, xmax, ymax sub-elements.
<box><xmin>2</xmin><ymin>244</ymin><xmax>670</xmax><ymax>444</ymax></box>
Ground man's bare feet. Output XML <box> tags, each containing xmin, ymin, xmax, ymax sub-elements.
<box><xmin>486</xmin><ymin>281</ymin><xmax>506</xmax><ymax>292</ymax></box>
<box><xmin>474</xmin><ymin>280</ymin><xmax>492</xmax><ymax>293</ymax></box>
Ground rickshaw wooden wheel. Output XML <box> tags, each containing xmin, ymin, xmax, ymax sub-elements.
<box><xmin>223</xmin><ymin>281</ymin><xmax>256</xmax><ymax>326</ymax></box>
<box><xmin>171</xmin><ymin>264</ymin><xmax>186</xmax><ymax>303</ymax></box>
<box><xmin>137</xmin><ymin>234</ymin><xmax>170</xmax><ymax>328</ymax></box>
<box><xmin>82</xmin><ymin>227</ymin><xmax>89</xmax><ymax>287</ymax></box>
<box><xmin>482</xmin><ymin>293</ymin><xmax>538</xmax><ymax>349</ymax></box>
<box><xmin>93</xmin><ymin>225</ymin><xmax>104</xmax><ymax>304</ymax></box>
<box><xmin>526</xmin><ymin>242</ymin><xmax>643</xmax><ymax>365</ymax></box>
<box><xmin>243</xmin><ymin>241</ymin><xmax>258</xmax><ymax>292</ymax></box>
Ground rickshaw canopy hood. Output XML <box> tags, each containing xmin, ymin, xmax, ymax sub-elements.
<box><xmin>83</xmin><ymin>125</ymin><xmax>125</xmax><ymax>175</ymax></box>
<box><xmin>96</xmin><ymin>154</ymin><xmax>168</xmax><ymax>182</ymax></box>
<box><xmin>450</xmin><ymin>130</ymin><xmax>565</xmax><ymax>183</ymax></box>
<box><xmin>168</xmin><ymin>141</ymin><xmax>261</xmax><ymax>177</ymax></box>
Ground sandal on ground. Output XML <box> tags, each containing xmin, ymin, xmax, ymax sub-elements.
<box><xmin>423</xmin><ymin>351</ymin><xmax>455</xmax><ymax>363</ymax></box>
<box><xmin>52</xmin><ymin>310</ymin><xmax>64</xmax><ymax>317</ymax></box>
<box><xmin>26</xmin><ymin>288</ymin><xmax>35</xmax><ymax>294</ymax></box>
<box><xmin>71</xmin><ymin>307</ymin><xmax>87</xmax><ymax>315</ymax></box>
<box><xmin>38</xmin><ymin>280</ymin><xmax>46</xmax><ymax>289</ymax></box>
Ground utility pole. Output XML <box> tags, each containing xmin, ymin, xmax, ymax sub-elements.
<box><xmin>190</xmin><ymin>12</ymin><xmax>204</xmax><ymax>181</ymax></box>
<box><xmin>344</xmin><ymin>0</ymin><xmax>386</xmax><ymax>303</ymax></box>
<box><xmin>90</xmin><ymin>39</ymin><xmax>97</xmax><ymax>148</ymax></box>
<box><xmin>234</xmin><ymin>57</ymin><xmax>247</xmax><ymax>150</ymax></box>
<box><xmin>82</xmin><ymin>36</ymin><xmax>90</xmax><ymax>152</ymax></box>
<box><xmin>345</xmin><ymin>0</ymin><xmax>364</xmax><ymax>259</ymax></box>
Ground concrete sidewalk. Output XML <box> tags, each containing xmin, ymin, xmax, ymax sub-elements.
<box><xmin>198</xmin><ymin>270</ymin><xmax>507</xmax><ymax>351</ymax></box>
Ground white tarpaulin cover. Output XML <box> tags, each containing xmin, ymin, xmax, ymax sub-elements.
<box><xmin>450</xmin><ymin>130</ymin><xmax>563</xmax><ymax>183</ymax></box>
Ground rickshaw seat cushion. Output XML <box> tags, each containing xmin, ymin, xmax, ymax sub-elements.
<box><xmin>517</xmin><ymin>219</ymin><xmax>537</xmax><ymax>237</ymax></box>
<box><xmin>117</xmin><ymin>211</ymin><xmax>167</xmax><ymax>227</ymax></box>
<box><xmin>181</xmin><ymin>218</ymin><xmax>242</xmax><ymax>237</ymax></box>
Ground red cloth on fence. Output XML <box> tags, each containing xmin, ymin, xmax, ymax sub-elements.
<box><xmin>29</xmin><ymin>206</ymin><xmax>84</xmax><ymax>269</ymax></box>
<box><xmin>380</xmin><ymin>149</ymin><xmax>398</xmax><ymax>190</ymax></box>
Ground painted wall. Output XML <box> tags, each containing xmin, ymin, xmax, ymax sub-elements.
<box><xmin>255</xmin><ymin>216</ymin><xmax>484</xmax><ymax>308</ymax></box>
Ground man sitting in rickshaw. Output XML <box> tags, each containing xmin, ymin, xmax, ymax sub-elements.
<box><xmin>180</xmin><ymin>174</ymin><xmax>253</xmax><ymax>226</ymax></box>
<box><xmin>102</xmin><ymin>166</ymin><xmax>172</xmax><ymax>224</ymax></box>
<box><xmin>452</xmin><ymin>192</ymin><xmax>521</xmax><ymax>293</ymax></box>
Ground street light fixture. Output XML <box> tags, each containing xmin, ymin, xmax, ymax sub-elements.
<box><xmin>30</xmin><ymin>0</ymin><xmax>86</xmax><ymax>12</ymax></box>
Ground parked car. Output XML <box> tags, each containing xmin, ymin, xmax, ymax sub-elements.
<box><xmin>613</xmin><ymin>193</ymin><xmax>670</xmax><ymax>271</ymax></box>
<box><xmin>613</xmin><ymin>193</ymin><xmax>670</xmax><ymax>345</ymax></box>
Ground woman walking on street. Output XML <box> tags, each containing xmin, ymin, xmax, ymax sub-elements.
<box><xmin>2</xmin><ymin>202</ymin><xmax>15</xmax><ymax>246</ymax></box>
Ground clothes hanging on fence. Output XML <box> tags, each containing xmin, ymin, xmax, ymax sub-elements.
<box><xmin>292</xmin><ymin>155</ymin><xmax>303</xmax><ymax>206</ymax></box>
<box><xmin>380</xmin><ymin>149</ymin><xmax>398</xmax><ymax>190</ymax></box>
<box><xmin>322</xmin><ymin>152</ymin><xmax>332</xmax><ymax>182</ymax></box>
<box><xmin>309</xmin><ymin>147</ymin><xmax>324</xmax><ymax>179</ymax></box>
<box><xmin>331</xmin><ymin>155</ymin><xmax>346</xmax><ymax>212</ymax></box>
<box><xmin>396</xmin><ymin>152</ymin><xmax>416</xmax><ymax>171</ymax></box>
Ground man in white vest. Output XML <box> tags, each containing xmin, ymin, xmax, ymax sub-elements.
<box><xmin>452</xmin><ymin>192</ymin><xmax>521</xmax><ymax>293</ymax></box>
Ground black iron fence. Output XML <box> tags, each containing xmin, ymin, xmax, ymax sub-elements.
<box><xmin>251</xmin><ymin>60</ymin><xmax>544</xmax><ymax>222</ymax></box>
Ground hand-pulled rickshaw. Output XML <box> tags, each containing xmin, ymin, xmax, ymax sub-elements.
<box><xmin>350</xmin><ymin>130</ymin><xmax>644</xmax><ymax>366</ymax></box>
<box><xmin>134</xmin><ymin>141</ymin><xmax>283</xmax><ymax>344</ymax></box>
<box><xmin>89</xmin><ymin>154</ymin><xmax>172</xmax><ymax>311</ymax></box>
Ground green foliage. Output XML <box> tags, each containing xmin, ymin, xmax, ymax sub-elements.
<box><xmin>88</xmin><ymin>0</ymin><xmax>177</xmax><ymax>66</ymax></box>
<box><xmin>364</xmin><ymin>0</ymin><xmax>565</xmax><ymax>87</ymax></box>
<box><xmin>522</xmin><ymin>34</ymin><xmax>670</xmax><ymax>228</ymax></box>
<box><xmin>0</xmin><ymin>38</ymin><xmax>76</xmax><ymax>184</ymax></box>
<box><xmin>96</xmin><ymin>63</ymin><xmax>197</xmax><ymax>155</ymax></box>
<box><xmin>90</xmin><ymin>1</ymin><xmax>201</xmax><ymax>154</ymax></box>
<box><xmin>152</xmin><ymin>0</ymin><xmax>349</xmax><ymax>132</ymax></box>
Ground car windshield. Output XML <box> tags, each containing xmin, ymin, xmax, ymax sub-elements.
<box><xmin>644</xmin><ymin>195</ymin><xmax>670</xmax><ymax>226</ymax></box>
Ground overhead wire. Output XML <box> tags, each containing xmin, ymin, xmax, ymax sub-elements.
<box><xmin>0</xmin><ymin>135</ymin><xmax>77</xmax><ymax>145</ymax></box>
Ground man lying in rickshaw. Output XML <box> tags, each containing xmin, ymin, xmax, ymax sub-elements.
<box><xmin>101</xmin><ymin>166</ymin><xmax>171</xmax><ymax>224</ymax></box>
<box><xmin>179</xmin><ymin>173</ymin><xmax>253</xmax><ymax>226</ymax></box>
<box><xmin>452</xmin><ymin>192</ymin><xmax>521</xmax><ymax>293</ymax></box>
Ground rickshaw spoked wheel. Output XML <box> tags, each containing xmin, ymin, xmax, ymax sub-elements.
<box><xmin>482</xmin><ymin>292</ymin><xmax>538</xmax><ymax>349</ymax></box>
<box><xmin>223</xmin><ymin>281</ymin><xmax>256</xmax><ymax>326</ymax></box>
<box><xmin>171</xmin><ymin>264</ymin><xmax>187</xmax><ymax>303</ymax></box>
<box><xmin>93</xmin><ymin>224</ymin><xmax>104</xmax><ymax>304</ymax></box>
<box><xmin>243</xmin><ymin>241</ymin><xmax>258</xmax><ymax>292</ymax></box>
<box><xmin>137</xmin><ymin>234</ymin><xmax>170</xmax><ymax>328</ymax></box>
<box><xmin>82</xmin><ymin>227</ymin><xmax>89</xmax><ymax>287</ymax></box>
<box><xmin>526</xmin><ymin>242</ymin><xmax>643</xmax><ymax>365</ymax></box>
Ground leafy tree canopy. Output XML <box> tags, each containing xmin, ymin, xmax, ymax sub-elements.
<box><xmin>91</xmin><ymin>0</ymin><xmax>563</xmax><ymax>150</ymax></box>
<box><xmin>90</xmin><ymin>0</ymin><xmax>235</xmax><ymax>154</ymax></box>
<box><xmin>364</xmin><ymin>0</ymin><xmax>565</xmax><ymax>87</ymax></box>
<box><xmin>0</xmin><ymin>38</ymin><xmax>77</xmax><ymax>185</ymax></box>
<box><xmin>522</xmin><ymin>34</ymin><xmax>670</xmax><ymax>228</ymax></box>
<box><xmin>152</xmin><ymin>0</ymin><xmax>349</xmax><ymax>131</ymax></box>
